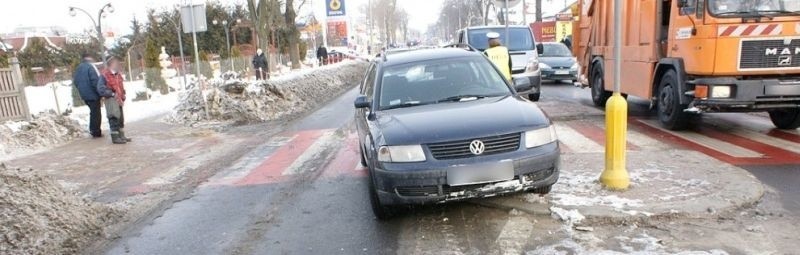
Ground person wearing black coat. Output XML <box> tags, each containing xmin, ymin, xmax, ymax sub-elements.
<box><xmin>253</xmin><ymin>49</ymin><xmax>269</xmax><ymax>80</ymax></box>
<box><xmin>72</xmin><ymin>53</ymin><xmax>102</xmax><ymax>138</ymax></box>
<box><xmin>316</xmin><ymin>45</ymin><xmax>328</xmax><ymax>65</ymax></box>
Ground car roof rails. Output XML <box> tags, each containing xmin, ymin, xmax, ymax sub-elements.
<box><xmin>442</xmin><ymin>43</ymin><xmax>479</xmax><ymax>52</ymax></box>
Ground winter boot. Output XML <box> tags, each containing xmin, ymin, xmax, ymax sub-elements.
<box><xmin>111</xmin><ymin>132</ymin><xmax>127</xmax><ymax>144</ymax></box>
<box><xmin>119</xmin><ymin>129</ymin><xmax>132</xmax><ymax>142</ymax></box>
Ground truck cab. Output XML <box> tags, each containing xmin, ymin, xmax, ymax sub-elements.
<box><xmin>574</xmin><ymin>0</ymin><xmax>800</xmax><ymax>129</ymax></box>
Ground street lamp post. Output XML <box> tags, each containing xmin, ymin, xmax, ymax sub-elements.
<box><xmin>212</xmin><ymin>19</ymin><xmax>235</xmax><ymax>72</ymax></box>
<box><xmin>157</xmin><ymin>15</ymin><xmax>188</xmax><ymax>88</ymax></box>
<box><xmin>69</xmin><ymin>3</ymin><xmax>114</xmax><ymax>60</ymax></box>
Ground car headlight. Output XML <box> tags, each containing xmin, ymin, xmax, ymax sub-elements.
<box><xmin>570</xmin><ymin>63</ymin><xmax>579</xmax><ymax>70</ymax></box>
<box><xmin>526</xmin><ymin>58</ymin><xmax>539</xmax><ymax>72</ymax></box>
<box><xmin>525</xmin><ymin>125</ymin><xmax>557</xmax><ymax>148</ymax></box>
<box><xmin>538</xmin><ymin>63</ymin><xmax>551</xmax><ymax>70</ymax></box>
<box><xmin>377</xmin><ymin>145</ymin><xmax>426</xmax><ymax>162</ymax></box>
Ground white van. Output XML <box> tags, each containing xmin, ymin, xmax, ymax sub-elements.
<box><xmin>458</xmin><ymin>25</ymin><xmax>543</xmax><ymax>101</ymax></box>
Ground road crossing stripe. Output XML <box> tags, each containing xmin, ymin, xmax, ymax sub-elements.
<box><xmin>636</xmin><ymin>119</ymin><xmax>763</xmax><ymax>158</ymax></box>
<box><xmin>695</xmin><ymin>126</ymin><xmax>800</xmax><ymax>161</ymax></box>
<box><xmin>767</xmin><ymin>130</ymin><xmax>800</xmax><ymax>144</ymax></box>
<box><xmin>281</xmin><ymin>130</ymin><xmax>338</xmax><ymax>176</ymax></box>
<box><xmin>730</xmin><ymin>128</ymin><xmax>800</xmax><ymax>154</ymax></box>
<box><xmin>554</xmin><ymin>123</ymin><xmax>604</xmax><ymax>153</ymax></box>
<box><xmin>565</xmin><ymin>121</ymin><xmax>640</xmax><ymax>150</ymax></box>
<box><xmin>236</xmin><ymin>129</ymin><xmax>326</xmax><ymax>186</ymax></box>
<box><xmin>321</xmin><ymin>132</ymin><xmax>366</xmax><ymax>178</ymax></box>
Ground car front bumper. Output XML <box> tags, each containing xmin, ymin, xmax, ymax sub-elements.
<box><xmin>371</xmin><ymin>142</ymin><xmax>560</xmax><ymax>205</ymax></box>
<box><xmin>512</xmin><ymin>70</ymin><xmax>542</xmax><ymax>95</ymax></box>
<box><xmin>541</xmin><ymin>69</ymin><xmax>578</xmax><ymax>81</ymax></box>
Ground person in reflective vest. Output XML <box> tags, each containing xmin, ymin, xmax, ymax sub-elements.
<box><xmin>483</xmin><ymin>32</ymin><xmax>512</xmax><ymax>81</ymax></box>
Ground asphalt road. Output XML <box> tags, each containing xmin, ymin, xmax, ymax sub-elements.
<box><xmin>105</xmin><ymin>82</ymin><xmax>800</xmax><ymax>254</ymax></box>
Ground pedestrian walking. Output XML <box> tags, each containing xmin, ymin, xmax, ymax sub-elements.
<box><xmin>316</xmin><ymin>45</ymin><xmax>328</xmax><ymax>65</ymax></box>
<box><xmin>72</xmin><ymin>53</ymin><xmax>102</xmax><ymax>138</ymax></box>
<box><xmin>96</xmin><ymin>56</ymin><xmax>130</xmax><ymax>144</ymax></box>
<box><xmin>483</xmin><ymin>32</ymin><xmax>512</xmax><ymax>81</ymax></box>
<box><xmin>252</xmin><ymin>49</ymin><xmax>269</xmax><ymax>80</ymax></box>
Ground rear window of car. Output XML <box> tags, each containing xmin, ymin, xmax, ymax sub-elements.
<box><xmin>467</xmin><ymin>28</ymin><xmax>535</xmax><ymax>51</ymax></box>
<box><xmin>542</xmin><ymin>43</ymin><xmax>572</xmax><ymax>57</ymax></box>
<box><xmin>378</xmin><ymin>56</ymin><xmax>511</xmax><ymax>109</ymax></box>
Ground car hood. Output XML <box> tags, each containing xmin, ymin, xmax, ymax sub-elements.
<box><xmin>539</xmin><ymin>56</ymin><xmax>575</xmax><ymax>68</ymax></box>
<box><xmin>375</xmin><ymin>96</ymin><xmax>550</xmax><ymax>145</ymax></box>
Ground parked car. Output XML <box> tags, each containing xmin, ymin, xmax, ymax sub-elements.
<box><xmin>457</xmin><ymin>25</ymin><xmax>543</xmax><ymax>101</ymax></box>
<box><xmin>538</xmin><ymin>42</ymin><xmax>579</xmax><ymax>83</ymax></box>
<box><xmin>354</xmin><ymin>48</ymin><xmax>561</xmax><ymax>219</ymax></box>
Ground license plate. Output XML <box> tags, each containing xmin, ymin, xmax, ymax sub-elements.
<box><xmin>555</xmin><ymin>70</ymin><xmax>569</xmax><ymax>75</ymax></box>
<box><xmin>447</xmin><ymin>161</ymin><xmax>514</xmax><ymax>186</ymax></box>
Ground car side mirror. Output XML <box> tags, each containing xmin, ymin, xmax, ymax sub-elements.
<box><xmin>354</xmin><ymin>95</ymin><xmax>371</xmax><ymax>108</ymax></box>
<box><xmin>536</xmin><ymin>43</ymin><xmax>544</xmax><ymax>55</ymax></box>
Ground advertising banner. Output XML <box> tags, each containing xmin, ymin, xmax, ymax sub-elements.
<box><xmin>326</xmin><ymin>0</ymin><xmax>346</xmax><ymax>17</ymax></box>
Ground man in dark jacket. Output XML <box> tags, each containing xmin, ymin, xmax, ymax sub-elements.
<box><xmin>252</xmin><ymin>49</ymin><xmax>268</xmax><ymax>80</ymax></box>
<box><xmin>97</xmin><ymin>56</ymin><xmax>129</xmax><ymax>144</ymax></box>
<box><xmin>316</xmin><ymin>45</ymin><xmax>328</xmax><ymax>65</ymax></box>
<box><xmin>72</xmin><ymin>53</ymin><xmax>102</xmax><ymax>138</ymax></box>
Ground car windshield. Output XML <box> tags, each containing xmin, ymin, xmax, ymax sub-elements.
<box><xmin>709</xmin><ymin>0</ymin><xmax>800</xmax><ymax>16</ymax></box>
<box><xmin>467</xmin><ymin>28</ymin><xmax>535</xmax><ymax>51</ymax></box>
<box><xmin>378</xmin><ymin>56</ymin><xmax>511</xmax><ymax>110</ymax></box>
<box><xmin>541</xmin><ymin>43</ymin><xmax>572</xmax><ymax>57</ymax></box>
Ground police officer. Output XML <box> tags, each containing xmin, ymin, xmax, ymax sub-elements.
<box><xmin>483</xmin><ymin>32</ymin><xmax>512</xmax><ymax>81</ymax></box>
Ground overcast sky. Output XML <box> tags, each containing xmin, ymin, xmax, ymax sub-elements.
<box><xmin>0</xmin><ymin>0</ymin><xmax>444</xmax><ymax>36</ymax></box>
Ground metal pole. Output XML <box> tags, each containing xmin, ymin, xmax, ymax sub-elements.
<box><xmin>96</xmin><ymin>11</ymin><xmax>105</xmax><ymax>60</ymax></box>
<box><xmin>189</xmin><ymin>2</ymin><xmax>210</xmax><ymax>119</ymax></box>
<box><xmin>225</xmin><ymin>25</ymin><xmax>233</xmax><ymax>72</ymax></box>
<box><xmin>613</xmin><ymin>0</ymin><xmax>621</xmax><ymax>92</ymax></box>
<box><xmin>504</xmin><ymin>0</ymin><xmax>509</xmax><ymax>44</ymax></box>
<box><xmin>523</xmin><ymin>0</ymin><xmax>527</xmax><ymax>24</ymax></box>
<box><xmin>176</xmin><ymin>22</ymin><xmax>187</xmax><ymax>89</ymax></box>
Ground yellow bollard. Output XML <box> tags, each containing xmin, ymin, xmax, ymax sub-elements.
<box><xmin>600</xmin><ymin>92</ymin><xmax>630</xmax><ymax>190</ymax></box>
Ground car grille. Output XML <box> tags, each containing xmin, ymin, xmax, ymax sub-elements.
<box><xmin>740</xmin><ymin>39</ymin><xmax>800</xmax><ymax>69</ymax></box>
<box><xmin>396</xmin><ymin>186</ymin><xmax>439</xmax><ymax>197</ymax></box>
<box><xmin>427</xmin><ymin>133</ymin><xmax>521</xmax><ymax>160</ymax></box>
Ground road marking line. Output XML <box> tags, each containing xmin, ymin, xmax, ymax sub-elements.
<box><xmin>494</xmin><ymin>215</ymin><xmax>534</xmax><ymax>254</ymax></box>
<box><xmin>565</xmin><ymin>121</ymin><xmax>640</xmax><ymax>150</ymax></box>
<box><xmin>235</xmin><ymin>129</ymin><xmax>326</xmax><ymax>186</ymax></box>
<box><xmin>553</xmin><ymin>123</ymin><xmax>604</xmax><ymax>153</ymax></box>
<box><xmin>638</xmin><ymin>119</ymin><xmax>763</xmax><ymax>158</ymax></box>
<box><xmin>282</xmin><ymin>130</ymin><xmax>338</xmax><ymax>176</ymax></box>
<box><xmin>731</xmin><ymin>129</ymin><xmax>800</xmax><ymax>154</ymax></box>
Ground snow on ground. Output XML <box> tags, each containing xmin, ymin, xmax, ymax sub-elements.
<box><xmin>0</xmin><ymin>111</ymin><xmax>85</xmax><ymax>161</ymax></box>
<box><xmin>0</xmin><ymin>164</ymin><xmax>120</xmax><ymax>254</ymax></box>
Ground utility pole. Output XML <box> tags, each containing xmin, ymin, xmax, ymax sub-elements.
<box><xmin>599</xmin><ymin>0</ymin><xmax>630</xmax><ymax>190</ymax></box>
<box><xmin>504</xmin><ymin>0</ymin><xmax>509</xmax><ymax>44</ymax></box>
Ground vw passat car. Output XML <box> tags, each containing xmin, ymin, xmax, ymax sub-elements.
<box><xmin>354</xmin><ymin>48</ymin><xmax>560</xmax><ymax>219</ymax></box>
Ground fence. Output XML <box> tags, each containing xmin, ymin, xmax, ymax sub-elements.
<box><xmin>0</xmin><ymin>57</ymin><xmax>30</xmax><ymax>122</ymax></box>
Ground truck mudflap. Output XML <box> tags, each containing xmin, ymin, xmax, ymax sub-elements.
<box><xmin>684</xmin><ymin>77</ymin><xmax>800</xmax><ymax>112</ymax></box>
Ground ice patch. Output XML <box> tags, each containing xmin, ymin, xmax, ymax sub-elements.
<box><xmin>551</xmin><ymin>206</ymin><xmax>585</xmax><ymax>225</ymax></box>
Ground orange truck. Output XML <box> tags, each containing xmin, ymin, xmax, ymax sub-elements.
<box><xmin>573</xmin><ymin>0</ymin><xmax>800</xmax><ymax>130</ymax></box>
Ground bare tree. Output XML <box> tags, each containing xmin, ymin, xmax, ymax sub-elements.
<box><xmin>284</xmin><ymin>0</ymin><xmax>307</xmax><ymax>69</ymax></box>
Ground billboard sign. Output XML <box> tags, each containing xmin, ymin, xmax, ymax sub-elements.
<box><xmin>531</xmin><ymin>21</ymin><xmax>556</xmax><ymax>42</ymax></box>
<box><xmin>326</xmin><ymin>0</ymin><xmax>346</xmax><ymax>17</ymax></box>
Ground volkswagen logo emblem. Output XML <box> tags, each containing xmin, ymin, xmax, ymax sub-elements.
<box><xmin>469</xmin><ymin>140</ymin><xmax>485</xmax><ymax>155</ymax></box>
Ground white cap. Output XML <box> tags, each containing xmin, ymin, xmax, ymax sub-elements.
<box><xmin>257</xmin><ymin>49</ymin><xmax>263</xmax><ymax>55</ymax></box>
<box><xmin>486</xmin><ymin>32</ymin><xmax>500</xmax><ymax>39</ymax></box>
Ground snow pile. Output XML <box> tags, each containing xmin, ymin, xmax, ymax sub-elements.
<box><xmin>169</xmin><ymin>60</ymin><xmax>369</xmax><ymax>126</ymax></box>
<box><xmin>0</xmin><ymin>164</ymin><xmax>119</xmax><ymax>254</ymax></box>
<box><xmin>0</xmin><ymin>111</ymin><xmax>85</xmax><ymax>159</ymax></box>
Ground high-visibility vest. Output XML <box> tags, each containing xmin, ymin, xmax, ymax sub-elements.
<box><xmin>485</xmin><ymin>46</ymin><xmax>512</xmax><ymax>81</ymax></box>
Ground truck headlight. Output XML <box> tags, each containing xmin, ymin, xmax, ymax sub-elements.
<box><xmin>377</xmin><ymin>145</ymin><xmax>426</xmax><ymax>162</ymax></box>
<box><xmin>711</xmin><ymin>86</ymin><xmax>731</xmax><ymax>98</ymax></box>
<box><xmin>525</xmin><ymin>125</ymin><xmax>557</xmax><ymax>148</ymax></box>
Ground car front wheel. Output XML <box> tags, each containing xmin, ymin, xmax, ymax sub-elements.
<box><xmin>368</xmin><ymin>170</ymin><xmax>394</xmax><ymax>220</ymax></box>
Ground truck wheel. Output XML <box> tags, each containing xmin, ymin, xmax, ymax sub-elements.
<box><xmin>368</xmin><ymin>170</ymin><xmax>395</xmax><ymax>220</ymax></box>
<box><xmin>657</xmin><ymin>70</ymin><xmax>691</xmax><ymax>130</ymax></box>
<box><xmin>591</xmin><ymin>64</ymin><xmax>612</xmax><ymax>107</ymax></box>
<box><xmin>768</xmin><ymin>109</ymin><xmax>800</xmax><ymax>130</ymax></box>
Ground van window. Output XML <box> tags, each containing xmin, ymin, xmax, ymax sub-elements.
<box><xmin>467</xmin><ymin>28</ymin><xmax>535</xmax><ymax>51</ymax></box>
